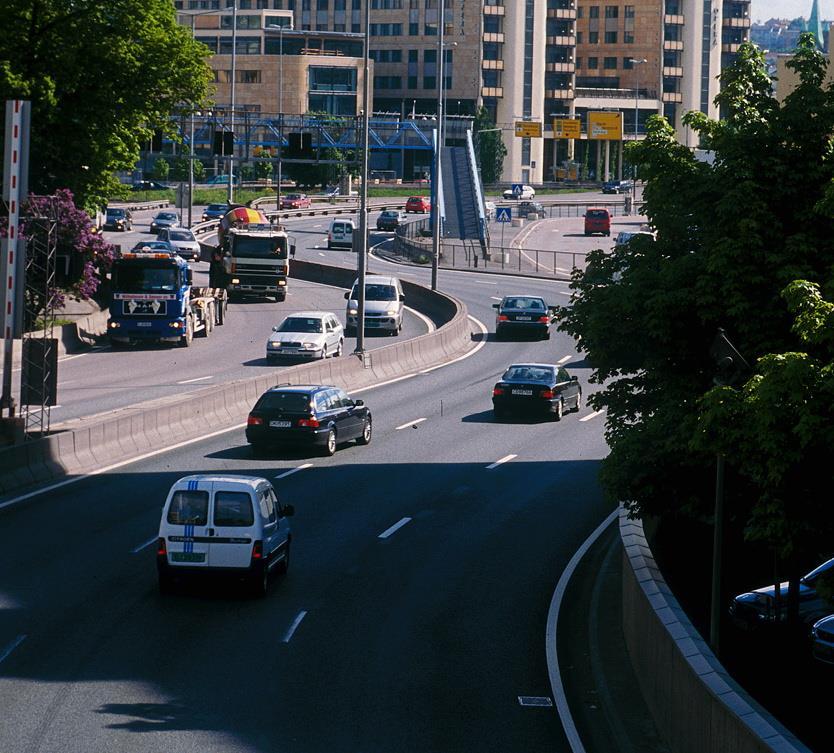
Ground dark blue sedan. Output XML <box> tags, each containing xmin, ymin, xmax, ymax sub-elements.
<box><xmin>493</xmin><ymin>295</ymin><xmax>555</xmax><ymax>339</ymax></box>
<box><xmin>492</xmin><ymin>363</ymin><xmax>582</xmax><ymax>421</ymax></box>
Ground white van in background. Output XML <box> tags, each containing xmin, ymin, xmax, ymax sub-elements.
<box><xmin>327</xmin><ymin>218</ymin><xmax>355</xmax><ymax>249</ymax></box>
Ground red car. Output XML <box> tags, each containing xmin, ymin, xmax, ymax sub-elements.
<box><xmin>584</xmin><ymin>207</ymin><xmax>611</xmax><ymax>236</ymax></box>
<box><xmin>405</xmin><ymin>196</ymin><xmax>431</xmax><ymax>213</ymax></box>
<box><xmin>279</xmin><ymin>193</ymin><xmax>312</xmax><ymax>210</ymax></box>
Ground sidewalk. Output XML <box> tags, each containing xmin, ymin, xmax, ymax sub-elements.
<box><xmin>558</xmin><ymin>521</ymin><xmax>670</xmax><ymax>753</ymax></box>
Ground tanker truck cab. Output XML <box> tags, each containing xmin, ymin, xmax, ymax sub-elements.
<box><xmin>223</xmin><ymin>223</ymin><xmax>294</xmax><ymax>302</ymax></box>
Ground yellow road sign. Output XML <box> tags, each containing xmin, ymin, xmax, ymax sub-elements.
<box><xmin>588</xmin><ymin>111</ymin><xmax>623</xmax><ymax>140</ymax></box>
<box><xmin>552</xmin><ymin>119</ymin><xmax>581</xmax><ymax>138</ymax></box>
<box><xmin>514</xmin><ymin>121</ymin><xmax>542</xmax><ymax>138</ymax></box>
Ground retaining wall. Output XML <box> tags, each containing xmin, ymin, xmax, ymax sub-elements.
<box><xmin>0</xmin><ymin>259</ymin><xmax>473</xmax><ymax>500</ymax></box>
<box><xmin>620</xmin><ymin>508</ymin><xmax>812</xmax><ymax>753</ymax></box>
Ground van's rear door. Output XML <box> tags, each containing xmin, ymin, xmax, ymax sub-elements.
<box><xmin>163</xmin><ymin>483</ymin><xmax>212</xmax><ymax>568</ymax></box>
<box><xmin>208</xmin><ymin>488</ymin><xmax>256</xmax><ymax>568</ymax></box>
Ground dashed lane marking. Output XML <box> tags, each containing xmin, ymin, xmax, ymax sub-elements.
<box><xmin>177</xmin><ymin>375</ymin><xmax>213</xmax><ymax>384</ymax></box>
<box><xmin>0</xmin><ymin>635</ymin><xmax>27</xmax><ymax>666</ymax></box>
<box><xmin>557</xmin><ymin>355</ymin><xmax>572</xmax><ymax>364</ymax></box>
<box><xmin>282</xmin><ymin>611</ymin><xmax>308</xmax><ymax>643</ymax></box>
<box><xmin>275</xmin><ymin>463</ymin><xmax>313</xmax><ymax>479</ymax></box>
<box><xmin>486</xmin><ymin>454</ymin><xmax>517</xmax><ymax>470</ymax></box>
<box><xmin>131</xmin><ymin>536</ymin><xmax>158</xmax><ymax>554</ymax></box>
<box><xmin>395</xmin><ymin>417</ymin><xmax>426</xmax><ymax>430</ymax></box>
<box><xmin>378</xmin><ymin>517</ymin><xmax>412</xmax><ymax>539</ymax></box>
<box><xmin>579</xmin><ymin>410</ymin><xmax>605</xmax><ymax>422</ymax></box>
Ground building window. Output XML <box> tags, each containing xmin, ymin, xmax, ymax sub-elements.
<box><xmin>589</xmin><ymin>31</ymin><xmax>599</xmax><ymax>43</ymax></box>
<box><xmin>483</xmin><ymin>42</ymin><xmax>501</xmax><ymax>60</ymax></box>
<box><xmin>317</xmin><ymin>0</ymin><xmax>328</xmax><ymax>8</ymax></box>
<box><xmin>604</xmin><ymin>31</ymin><xmax>617</xmax><ymax>43</ymax></box>
<box><xmin>408</xmin><ymin>75</ymin><xmax>418</xmax><ymax>88</ymax></box>
<box><xmin>351</xmin><ymin>23</ymin><xmax>360</xmax><ymax>31</ymax></box>
<box><xmin>308</xmin><ymin>93</ymin><xmax>356</xmax><ymax>115</ymax></box>
<box><xmin>624</xmin><ymin>31</ymin><xmax>634</xmax><ymax>43</ymax></box>
<box><xmin>424</xmin><ymin>48</ymin><xmax>436</xmax><ymax>63</ymax></box>
<box><xmin>604</xmin><ymin>56</ymin><xmax>617</xmax><ymax>69</ymax></box>
<box><xmin>409</xmin><ymin>22</ymin><xmax>419</xmax><ymax>34</ymax></box>
<box><xmin>588</xmin><ymin>56</ymin><xmax>598</xmax><ymax>68</ymax></box>
<box><xmin>576</xmin><ymin>6</ymin><xmax>583</xmax><ymax>16</ymax></box>
<box><xmin>369</xmin><ymin>23</ymin><xmax>402</xmax><ymax>35</ymax></box>
<box><xmin>576</xmin><ymin>31</ymin><xmax>582</xmax><ymax>43</ymax></box>
<box><xmin>625</xmin><ymin>5</ymin><xmax>634</xmax><ymax>16</ymax></box>
<box><xmin>589</xmin><ymin>5</ymin><xmax>599</xmax><ymax>17</ymax></box>
<box><xmin>604</xmin><ymin>5</ymin><xmax>618</xmax><ymax>17</ymax></box>
<box><xmin>623</xmin><ymin>56</ymin><xmax>634</xmax><ymax>69</ymax></box>
<box><xmin>409</xmin><ymin>49</ymin><xmax>418</xmax><ymax>61</ymax></box>
<box><xmin>239</xmin><ymin>69</ymin><xmax>262</xmax><ymax>82</ymax></box>
<box><xmin>484</xmin><ymin>16</ymin><xmax>502</xmax><ymax>33</ymax></box>
<box><xmin>424</xmin><ymin>75</ymin><xmax>436</xmax><ymax>88</ymax></box>
<box><xmin>482</xmin><ymin>69</ymin><xmax>501</xmax><ymax>87</ymax></box>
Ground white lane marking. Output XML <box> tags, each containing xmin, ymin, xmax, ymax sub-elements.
<box><xmin>177</xmin><ymin>375</ymin><xmax>213</xmax><ymax>385</ymax></box>
<box><xmin>395</xmin><ymin>417</ymin><xmax>426</xmax><ymax>431</ymax></box>
<box><xmin>275</xmin><ymin>463</ymin><xmax>313</xmax><ymax>479</ymax></box>
<box><xmin>318</xmin><ymin>252</ymin><xmax>326</xmax><ymax>257</ymax></box>
<box><xmin>490</xmin><ymin>296</ymin><xmax>503</xmax><ymax>301</ymax></box>
<box><xmin>556</xmin><ymin>290</ymin><xmax>572</xmax><ymax>296</ymax></box>
<box><xmin>405</xmin><ymin>305</ymin><xmax>435</xmax><ymax>334</ymax></box>
<box><xmin>547</xmin><ymin>509</ymin><xmax>619</xmax><ymax>753</ymax></box>
<box><xmin>579</xmin><ymin>410</ymin><xmax>604</xmax><ymax>422</ymax></box>
<box><xmin>1</xmin><ymin>317</ymin><xmax>489</xmax><ymax>511</ymax></box>
<box><xmin>557</xmin><ymin>355</ymin><xmax>572</xmax><ymax>364</ymax></box>
<box><xmin>378</xmin><ymin>517</ymin><xmax>412</xmax><ymax>539</ymax></box>
<box><xmin>0</xmin><ymin>634</ymin><xmax>27</xmax><ymax>666</ymax></box>
<box><xmin>131</xmin><ymin>536</ymin><xmax>158</xmax><ymax>554</ymax></box>
<box><xmin>486</xmin><ymin>454</ymin><xmax>517</xmax><ymax>470</ymax></box>
<box><xmin>476</xmin><ymin>280</ymin><xmax>496</xmax><ymax>285</ymax></box>
<box><xmin>282</xmin><ymin>610</ymin><xmax>308</xmax><ymax>643</ymax></box>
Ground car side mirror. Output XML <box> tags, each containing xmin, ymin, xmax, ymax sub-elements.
<box><xmin>570</xmin><ymin>375</ymin><xmax>578</xmax><ymax>382</ymax></box>
<box><xmin>492</xmin><ymin>303</ymin><xmax>499</xmax><ymax>309</ymax></box>
<box><xmin>354</xmin><ymin>399</ymin><xmax>364</xmax><ymax>406</ymax></box>
<box><xmin>272</xmin><ymin>325</ymin><xmax>279</xmax><ymax>332</ymax></box>
<box><xmin>344</xmin><ymin>291</ymin><xmax>350</xmax><ymax>299</ymax></box>
<box><xmin>399</xmin><ymin>294</ymin><xmax>405</xmax><ymax>301</ymax></box>
<box><xmin>282</xmin><ymin>504</ymin><xmax>295</xmax><ymax>517</ymax></box>
<box><xmin>185</xmin><ymin>269</ymin><xmax>193</xmax><ymax>285</ymax></box>
<box><xmin>290</xmin><ymin>244</ymin><xmax>296</xmax><ymax>257</ymax></box>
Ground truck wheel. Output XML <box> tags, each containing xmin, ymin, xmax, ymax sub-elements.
<box><xmin>202</xmin><ymin>305</ymin><xmax>214</xmax><ymax>337</ymax></box>
<box><xmin>275</xmin><ymin>291</ymin><xmax>286</xmax><ymax>302</ymax></box>
<box><xmin>180</xmin><ymin>316</ymin><xmax>193</xmax><ymax>347</ymax></box>
<box><xmin>217</xmin><ymin>299</ymin><xmax>226</xmax><ymax>326</ymax></box>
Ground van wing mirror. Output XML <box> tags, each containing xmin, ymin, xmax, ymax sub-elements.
<box><xmin>399</xmin><ymin>294</ymin><xmax>405</xmax><ymax>301</ymax></box>
<box><xmin>354</xmin><ymin>399</ymin><xmax>364</xmax><ymax>406</ymax></box>
<box><xmin>492</xmin><ymin>303</ymin><xmax>500</xmax><ymax>309</ymax></box>
<box><xmin>290</xmin><ymin>243</ymin><xmax>296</xmax><ymax>257</ymax></box>
<box><xmin>185</xmin><ymin>269</ymin><xmax>193</xmax><ymax>286</ymax></box>
<box><xmin>344</xmin><ymin>291</ymin><xmax>350</xmax><ymax>300</ymax></box>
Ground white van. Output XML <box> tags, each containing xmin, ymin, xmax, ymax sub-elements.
<box><xmin>344</xmin><ymin>274</ymin><xmax>405</xmax><ymax>336</ymax></box>
<box><xmin>156</xmin><ymin>475</ymin><xmax>294</xmax><ymax>596</ymax></box>
<box><xmin>327</xmin><ymin>218</ymin><xmax>355</xmax><ymax>249</ymax></box>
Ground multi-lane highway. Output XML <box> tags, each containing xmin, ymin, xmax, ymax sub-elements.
<box><xmin>0</xmin><ymin>198</ymin><xmax>614</xmax><ymax>752</ymax></box>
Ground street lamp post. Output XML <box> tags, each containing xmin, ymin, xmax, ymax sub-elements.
<box><xmin>354</xmin><ymin>0</ymin><xmax>371</xmax><ymax>354</ymax></box>
<box><xmin>430</xmin><ymin>0</ymin><xmax>446</xmax><ymax>292</ymax></box>
<box><xmin>228</xmin><ymin>0</ymin><xmax>238</xmax><ymax>204</ymax></box>
<box><xmin>628</xmin><ymin>57</ymin><xmax>647</xmax><ymax>200</ymax></box>
<box><xmin>278</xmin><ymin>23</ymin><xmax>286</xmax><ymax>212</ymax></box>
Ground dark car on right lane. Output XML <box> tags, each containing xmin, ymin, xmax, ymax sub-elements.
<box><xmin>493</xmin><ymin>295</ymin><xmax>555</xmax><ymax>340</ymax></box>
<box><xmin>376</xmin><ymin>210</ymin><xmax>408</xmax><ymax>231</ymax></box>
<box><xmin>492</xmin><ymin>363</ymin><xmax>582</xmax><ymax>421</ymax></box>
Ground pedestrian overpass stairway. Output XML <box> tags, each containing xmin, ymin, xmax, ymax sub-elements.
<box><xmin>439</xmin><ymin>139</ymin><xmax>489</xmax><ymax>255</ymax></box>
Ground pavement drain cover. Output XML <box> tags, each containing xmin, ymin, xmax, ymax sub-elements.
<box><xmin>518</xmin><ymin>696</ymin><xmax>553</xmax><ymax>708</ymax></box>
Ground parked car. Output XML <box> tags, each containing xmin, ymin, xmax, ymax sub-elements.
<box><xmin>156</xmin><ymin>474</ymin><xmax>293</xmax><ymax>596</ymax></box>
<box><xmin>158</xmin><ymin>228</ymin><xmax>201</xmax><ymax>262</ymax></box>
<box><xmin>602</xmin><ymin>179</ymin><xmax>634</xmax><ymax>194</ymax></box>
<box><xmin>484</xmin><ymin>201</ymin><xmax>496</xmax><ymax>219</ymax></box>
<box><xmin>376</xmin><ymin>210</ymin><xmax>408</xmax><ymax>231</ymax></box>
<box><xmin>584</xmin><ymin>207</ymin><xmax>611</xmax><ymax>236</ymax></box>
<box><xmin>202</xmin><ymin>203</ymin><xmax>228</xmax><ymax>222</ymax></box>
<box><xmin>492</xmin><ymin>363</ymin><xmax>582</xmax><ymax>421</ymax></box>
<box><xmin>502</xmin><ymin>184</ymin><xmax>535</xmax><ymax>200</ymax></box>
<box><xmin>812</xmin><ymin>614</ymin><xmax>834</xmax><ymax>664</ymax></box>
<box><xmin>149</xmin><ymin>211</ymin><xmax>180</xmax><ymax>235</ymax></box>
<box><xmin>131</xmin><ymin>180</ymin><xmax>169</xmax><ymax>192</ymax></box>
<box><xmin>279</xmin><ymin>193</ymin><xmax>312</xmax><ymax>210</ymax></box>
<box><xmin>516</xmin><ymin>201</ymin><xmax>545</xmax><ymax>219</ymax></box>
<box><xmin>344</xmin><ymin>275</ymin><xmax>405</xmax><ymax>336</ymax></box>
<box><xmin>493</xmin><ymin>295</ymin><xmax>556</xmax><ymax>340</ymax></box>
<box><xmin>405</xmin><ymin>196</ymin><xmax>431</xmax><ymax>213</ymax></box>
<box><xmin>266</xmin><ymin>311</ymin><xmax>344</xmax><ymax>362</ymax></box>
<box><xmin>730</xmin><ymin>557</ymin><xmax>834</xmax><ymax>630</ymax></box>
<box><xmin>327</xmin><ymin>218</ymin><xmax>355</xmax><ymax>249</ymax></box>
<box><xmin>246</xmin><ymin>384</ymin><xmax>372</xmax><ymax>457</ymax></box>
<box><xmin>103</xmin><ymin>207</ymin><xmax>133</xmax><ymax>232</ymax></box>
<box><xmin>205</xmin><ymin>174</ymin><xmax>240</xmax><ymax>185</ymax></box>
<box><xmin>614</xmin><ymin>229</ymin><xmax>656</xmax><ymax>247</ymax></box>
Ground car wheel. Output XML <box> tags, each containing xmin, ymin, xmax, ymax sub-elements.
<box><xmin>493</xmin><ymin>407</ymin><xmax>506</xmax><ymax>421</ymax></box>
<box><xmin>573</xmin><ymin>390</ymin><xmax>583</xmax><ymax>413</ymax></box>
<box><xmin>334</xmin><ymin>339</ymin><xmax>343</xmax><ymax>357</ymax></box>
<box><xmin>495</xmin><ymin>327</ymin><xmax>503</xmax><ymax>341</ymax></box>
<box><xmin>251</xmin><ymin>443</ymin><xmax>269</xmax><ymax>458</ymax></box>
<box><xmin>327</xmin><ymin>241</ymin><xmax>332</xmax><ymax>249</ymax></box>
<box><xmin>542</xmin><ymin>329</ymin><xmax>550</xmax><ymax>340</ymax></box>
<box><xmin>357</xmin><ymin>417</ymin><xmax>372</xmax><ymax>445</ymax></box>
<box><xmin>553</xmin><ymin>398</ymin><xmax>564</xmax><ymax>422</ymax></box>
<box><xmin>321</xmin><ymin>428</ymin><xmax>337</xmax><ymax>457</ymax></box>
<box><xmin>250</xmin><ymin>565</ymin><xmax>269</xmax><ymax>597</ymax></box>
<box><xmin>278</xmin><ymin>541</ymin><xmax>291</xmax><ymax>575</ymax></box>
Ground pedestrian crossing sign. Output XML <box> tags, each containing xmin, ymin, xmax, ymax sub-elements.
<box><xmin>496</xmin><ymin>207</ymin><xmax>512</xmax><ymax>223</ymax></box>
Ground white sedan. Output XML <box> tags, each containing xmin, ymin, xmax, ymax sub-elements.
<box><xmin>266</xmin><ymin>311</ymin><xmax>344</xmax><ymax>362</ymax></box>
<box><xmin>159</xmin><ymin>228</ymin><xmax>201</xmax><ymax>262</ymax></box>
<box><xmin>502</xmin><ymin>184</ymin><xmax>536</xmax><ymax>200</ymax></box>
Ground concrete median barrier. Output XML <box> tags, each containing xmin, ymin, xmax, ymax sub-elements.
<box><xmin>0</xmin><ymin>259</ymin><xmax>474</xmax><ymax>501</ymax></box>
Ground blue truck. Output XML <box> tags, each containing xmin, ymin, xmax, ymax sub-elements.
<box><xmin>107</xmin><ymin>250</ymin><xmax>228</xmax><ymax>347</ymax></box>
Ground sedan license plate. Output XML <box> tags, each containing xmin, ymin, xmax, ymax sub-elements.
<box><xmin>136</xmin><ymin>322</ymin><xmax>152</xmax><ymax>327</ymax></box>
<box><xmin>515</xmin><ymin>316</ymin><xmax>532</xmax><ymax>321</ymax></box>
<box><xmin>270</xmin><ymin>420</ymin><xmax>292</xmax><ymax>428</ymax></box>
<box><xmin>171</xmin><ymin>552</ymin><xmax>205</xmax><ymax>563</ymax></box>
<box><xmin>512</xmin><ymin>389</ymin><xmax>533</xmax><ymax>396</ymax></box>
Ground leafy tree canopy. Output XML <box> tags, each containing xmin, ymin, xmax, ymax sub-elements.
<box><xmin>474</xmin><ymin>107</ymin><xmax>506</xmax><ymax>185</ymax></box>
<box><xmin>559</xmin><ymin>35</ymin><xmax>834</xmax><ymax>553</ymax></box>
<box><xmin>0</xmin><ymin>0</ymin><xmax>213</xmax><ymax>211</ymax></box>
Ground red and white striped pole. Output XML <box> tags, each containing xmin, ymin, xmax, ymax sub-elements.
<box><xmin>1</xmin><ymin>100</ymin><xmax>28</xmax><ymax>416</ymax></box>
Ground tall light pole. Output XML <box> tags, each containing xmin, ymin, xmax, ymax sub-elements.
<box><xmin>267</xmin><ymin>21</ymin><xmax>289</xmax><ymax>210</ymax></box>
<box><xmin>354</xmin><ymin>0</ymin><xmax>371</xmax><ymax>355</ymax></box>
<box><xmin>629</xmin><ymin>57</ymin><xmax>647</xmax><ymax>199</ymax></box>
<box><xmin>228</xmin><ymin>0</ymin><xmax>238</xmax><ymax>204</ymax></box>
<box><xmin>430</xmin><ymin>0</ymin><xmax>446</xmax><ymax>292</ymax></box>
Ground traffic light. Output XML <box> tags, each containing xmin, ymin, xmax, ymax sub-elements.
<box><xmin>710</xmin><ymin>329</ymin><xmax>750</xmax><ymax>387</ymax></box>
<box><xmin>287</xmin><ymin>132</ymin><xmax>313</xmax><ymax>157</ymax></box>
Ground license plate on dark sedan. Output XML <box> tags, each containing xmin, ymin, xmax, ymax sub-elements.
<box><xmin>512</xmin><ymin>389</ymin><xmax>533</xmax><ymax>396</ymax></box>
<box><xmin>515</xmin><ymin>316</ymin><xmax>532</xmax><ymax>321</ymax></box>
<box><xmin>136</xmin><ymin>322</ymin><xmax>152</xmax><ymax>327</ymax></box>
<box><xmin>270</xmin><ymin>420</ymin><xmax>292</xmax><ymax>428</ymax></box>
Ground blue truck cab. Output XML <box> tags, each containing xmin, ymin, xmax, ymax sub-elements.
<box><xmin>108</xmin><ymin>250</ymin><xmax>226</xmax><ymax>347</ymax></box>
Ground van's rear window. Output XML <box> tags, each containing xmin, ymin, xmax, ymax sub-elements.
<box><xmin>168</xmin><ymin>490</ymin><xmax>209</xmax><ymax>525</ymax></box>
<box><xmin>587</xmin><ymin>210</ymin><xmax>608</xmax><ymax>219</ymax></box>
<box><xmin>214</xmin><ymin>492</ymin><xmax>255</xmax><ymax>527</ymax></box>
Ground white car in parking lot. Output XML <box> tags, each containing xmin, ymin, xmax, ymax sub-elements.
<box><xmin>503</xmin><ymin>184</ymin><xmax>535</xmax><ymax>200</ymax></box>
<box><xmin>266</xmin><ymin>311</ymin><xmax>344</xmax><ymax>361</ymax></box>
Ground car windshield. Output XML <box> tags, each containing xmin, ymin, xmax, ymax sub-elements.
<box><xmin>803</xmin><ymin>558</ymin><xmax>834</xmax><ymax>585</ymax></box>
<box><xmin>231</xmin><ymin>235</ymin><xmax>288</xmax><ymax>258</ymax></box>
<box><xmin>504</xmin><ymin>366</ymin><xmax>555</xmax><ymax>382</ymax></box>
<box><xmin>503</xmin><ymin>297</ymin><xmax>545</xmax><ymax>310</ymax></box>
<box><xmin>167</xmin><ymin>231</ymin><xmax>194</xmax><ymax>241</ymax></box>
<box><xmin>113</xmin><ymin>262</ymin><xmax>179</xmax><ymax>292</ymax></box>
<box><xmin>286</xmin><ymin>194</ymin><xmax>302</xmax><ymax>200</ymax></box>
<box><xmin>208</xmin><ymin>204</ymin><xmax>226</xmax><ymax>212</ymax></box>
<box><xmin>106</xmin><ymin>209</ymin><xmax>125</xmax><ymax>218</ymax></box>
<box><xmin>381</xmin><ymin>212</ymin><xmax>397</xmax><ymax>218</ymax></box>
<box><xmin>156</xmin><ymin>213</ymin><xmax>177</xmax><ymax>221</ymax></box>
<box><xmin>131</xmin><ymin>242</ymin><xmax>171</xmax><ymax>252</ymax></box>
<box><xmin>353</xmin><ymin>284</ymin><xmax>396</xmax><ymax>301</ymax></box>
<box><xmin>278</xmin><ymin>317</ymin><xmax>323</xmax><ymax>333</ymax></box>
<box><xmin>257</xmin><ymin>391</ymin><xmax>313</xmax><ymax>413</ymax></box>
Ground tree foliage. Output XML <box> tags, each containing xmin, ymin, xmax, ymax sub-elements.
<box><xmin>558</xmin><ymin>35</ymin><xmax>834</xmax><ymax>556</ymax></box>
<box><xmin>0</xmin><ymin>0</ymin><xmax>213</xmax><ymax>211</ymax></box>
<box><xmin>474</xmin><ymin>107</ymin><xmax>506</xmax><ymax>184</ymax></box>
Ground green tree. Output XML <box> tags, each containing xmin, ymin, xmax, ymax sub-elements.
<box><xmin>152</xmin><ymin>157</ymin><xmax>170</xmax><ymax>182</ymax></box>
<box><xmin>474</xmin><ymin>107</ymin><xmax>506</xmax><ymax>184</ymax></box>
<box><xmin>558</xmin><ymin>34</ymin><xmax>834</xmax><ymax>539</ymax></box>
<box><xmin>0</xmin><ymin>0</ymin><xmax>212</xmax><ymax>211</ymax></box>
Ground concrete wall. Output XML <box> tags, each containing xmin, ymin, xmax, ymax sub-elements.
<box><xmin>620</xmin><ymin>508</ymin><xmax>812</xmax><ymax>753</ymax></box>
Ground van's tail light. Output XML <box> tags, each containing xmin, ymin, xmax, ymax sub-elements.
<box><xmin>157</xmin><ymin>538</ymin><xmax>167</xmax><ymax>556</ymax></box>
<box><xmin>538</xmin><ymin>315</ymin><xmax>550</xmax><ymax>323</ymax></box>
<box><xmin>230</xmin><ymin>260</ymin><xmax>237</xmax><ymax>273</ymax></box>
<box><xmin>497</xmin><ymin>314</ymin><xmax>509</xmax><ymax>321</ymax></box>
<box><xmin>297</xmin><ymin>417</ymin><xmax>320</xmax><ymax>428</ymax></box>
<box><xmin>493</xmin><ymin>386</ymin><xmax>504</xmax><ymax>396</ymax></box>
<box><xmin>251</xmin><ymin>541</ymin><xmax>263</xmax><ymax>561</ymax></box>
<box><xmin>540</xmin><ymin>389</ymin><xmax>555</xmax><ymax>399</ymax></box>
<box><xmin>247</xmin><ymin>414</ymin><xmax>263</xmax><ymax>426</ymax></box>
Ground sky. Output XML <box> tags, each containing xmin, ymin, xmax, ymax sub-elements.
<box><xmin>752</xmin><ymin>0</ymin><xmax>821</xmax><ymax>22</ymax></box>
